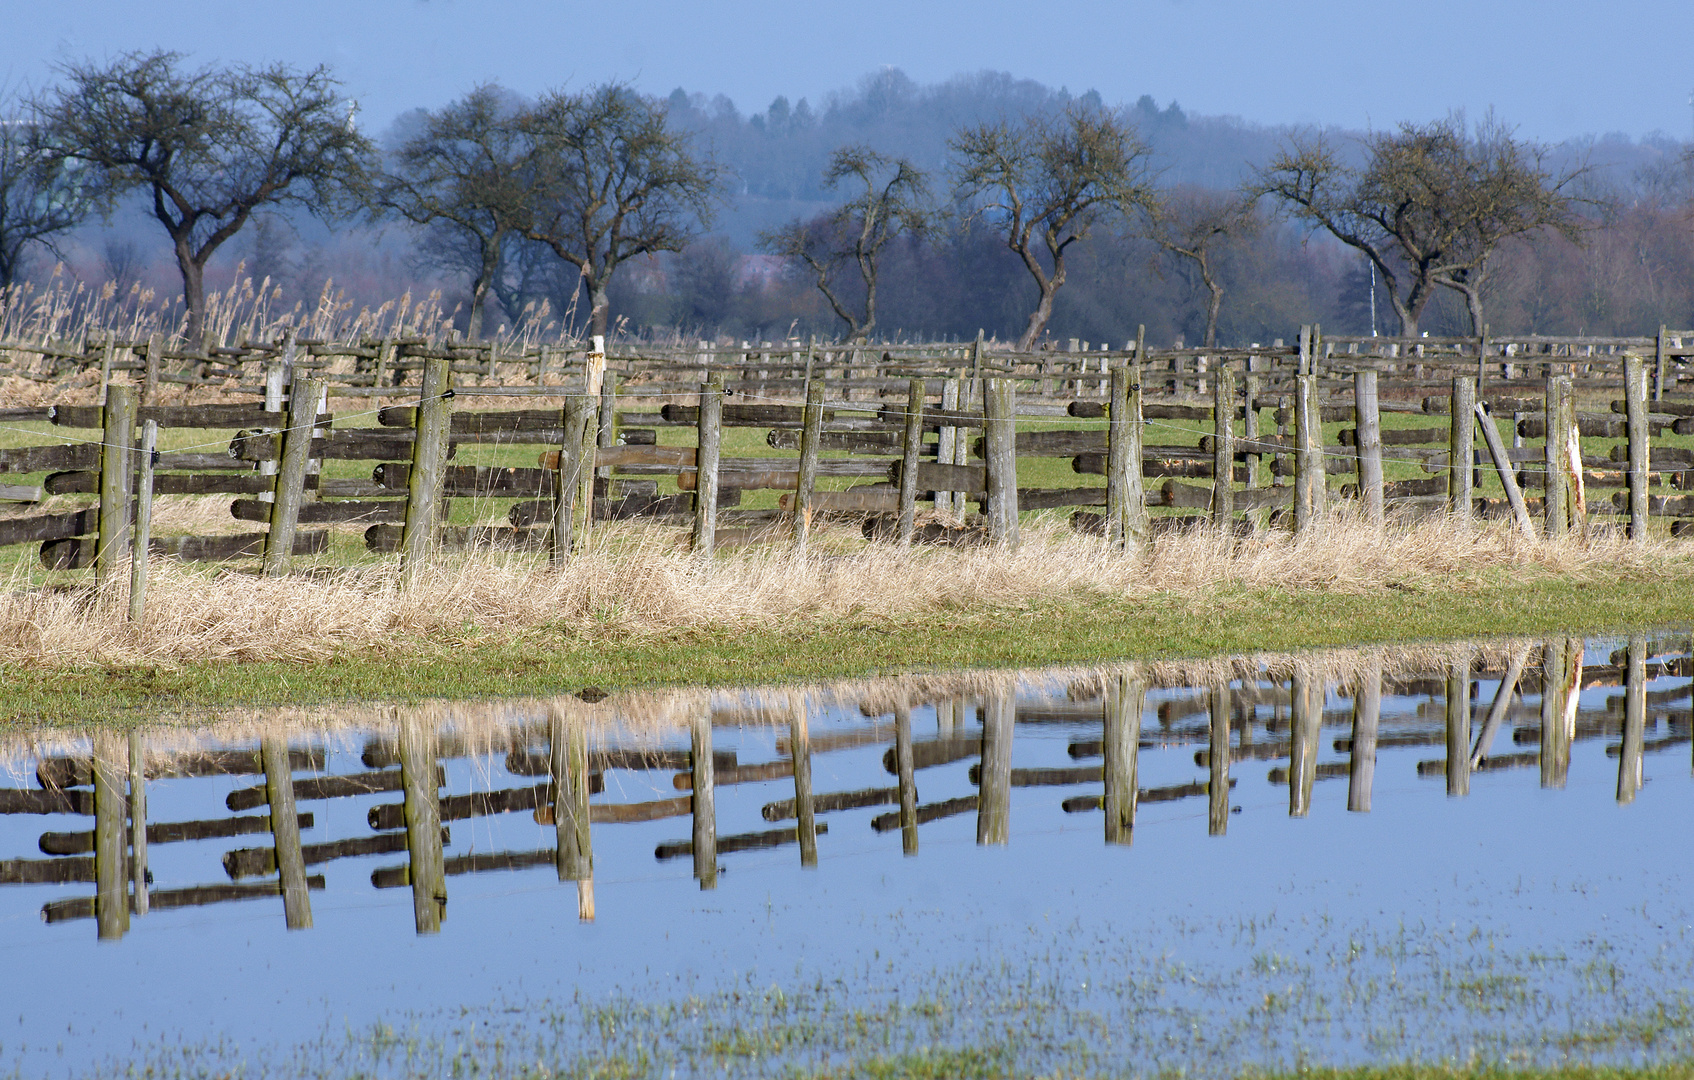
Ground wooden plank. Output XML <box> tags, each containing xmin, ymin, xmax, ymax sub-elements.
<box><xmin>39</xmin><ymin>812</ymin><xmax>314</xmax><ymax>855</ymax></box>
<box><xmin>42</xmin><ymin>876</ymin><xmax>326</xmax><ymax>924</ymax></box>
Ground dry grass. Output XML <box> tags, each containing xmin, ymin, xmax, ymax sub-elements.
<box><xmin>0</xmin><ymin>508</ymin><xmax>1678</xmax><ymax>671</ymax></box>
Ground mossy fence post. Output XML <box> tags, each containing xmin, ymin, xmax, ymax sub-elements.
<box><xmin>983</xmin><ymin>378</ymin><xmax>1018</xmax><ymax>545</ymax></box>
<box><xmin>1293</xmin><ymin>374</ymin><xmax>1325</xmax><ymax>531</ymax></box>
<box><xmin>1212</xmin><ymin>362</ymin><xmax>1235</xmax><ymax>528</ymax></box>
<box><xmin>399</xmin><ymin>360</ymin><xmax>452</xmax><ymax>577</ymax></box>
<box><xmin>790</xmin><ymin>381</ymin><xmax>824</xmax><ymax>550</ymax></box>
<box><xmin>127</xmin><ymin>419</ymin><xmax>157</xmax><ymax>624</ymax></box>
<box><xmin>1449</xmin><ymin>377</ymin><xmax>1476</xmax><ymax>521</ymax></box>
<box><xmin>262</xmin><ymin>736</ymin><xmax>312</xmax><ymax>930</ymax></box>
<box><xmin>96</xmin><ymin>385</ymin><xmax>136</xmax><ymax>582</ymax></box>
<box><xmin>1102</xmin><ymin>670</ymin><xmax>1143</xmax><ymax>845</ymax></box>
<box><xmin>1353</xmin><ymin>371</ymin><xmax>1384</xmax><ymax>524</ymax></box>
<box><xmin>1624</xmin><ymin>354</ymin><xmax>1649</xmax><ymax>542</ymax></box>
<box><xmin>1347</xmin><ymin>656</ymin><xmax>1381</xmax><ymax>813</ymax></box>
<box><xmin>1544</xmin><ymin>375</ymin><xmax>1576</xmax><ymax>538</ymax></box>
<box><xmin>264</xmin><ymin>375</ymin><xmax>326</xmax><ymax>578</ymax></box>
<box><xmin>897</xmin><ymin>378</ymin><xmax>924</xmax><ymax>544</ymax></box>
<box><xmin>692</xmin><ymin>374</ymin><xmax>723</xmax><ymax>558</ymax></box>
<box><xmin>550</xmin><ymin>393</ymin><xmax>593</xmax><ymax>567</ymax></box>
<box><xmin>1105</xmin><ymin>364</ymin><xmax>1146</xmax><ymax>550</ymax></box>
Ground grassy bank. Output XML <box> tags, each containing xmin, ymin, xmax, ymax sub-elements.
<box><xmin>3</xmin><ymin>511</ymin><xmax>1690</xmax><ymax>724</ymax></box>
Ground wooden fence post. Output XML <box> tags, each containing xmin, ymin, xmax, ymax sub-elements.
<box><xmin>262</xmin><ymin>736</ymin><xmax>312</xmax><ymax>930</ymax></box>
<box><xmin>92</xmin><ymin>731</ymin><xmax>128</xmax><ymax>940</ymax></box>
<box><xmin>550</xmin><ymin>394</ymin><xmax>592</xmax><ymax>566</ymax></box>
<box><xmin>258</xmin><ymin>358</ymin><xmax>288</xmax><ymax>504</ymax></box>
<box><xmin>398</xmin><ymin>359</ymin><xmax>452</xmax><ymax>575</ymax></box>
<box><xmin>398</xmin><ymin>714</ymin><xmax>445</xmax><ymax>934</ymax></box>
<box><xmin>1347</xmin><ymin>655</ymin><xmax>1380</xmax><ymax>813</ymax></box>
<box><xmin>141</xmin><ymin>332</ymin><xmax>163</xmax><ymax>406</ymax></box>
<box><xmin>265</xmin><ymin>376</ymin><xmax>326</xmax><ymax>578</ymax></box>
<box><xmin>549</xmin><ymin>707</ymin><xmax>594</xmax><ymax>919</ymax></box>
<box><xmin>976</xmin><ymin>687</ymin><xmax>1012</xmax><ymax>845</ymax></box>
<box><xmin>1212</xmin><ymin>362</ymin><xmax>1235</xmax><ymax>528</ymax></box>
<box><xmin>692</xmin><ymin>374</ymin><xmax>723</xmax><ymax>557</ymax></box>
<box><xmin>690</xmin><ymin>711</ymin><xmax>718</xmax><ymax>890</ymax></box>
<box><xmin>1243</xmin><ymin>373</ymin><xmax>1261</xmax><ymax>494</ymax></box>
<box><xmin>937</xmin><ymin>373</ymin><xmax>962</xmax><ymax>515</ymax></box>
<box><xmin>1449</xmin><ymin>377</ymin><xmax>1476</xmax><ymax>521</ymax></box>
<box><xmin>897</xmin><ymin>378</ymin><xmax>924</xmax><ymax>544</ymax></box>
<box><xmin>96</xmin><ymin>385</ymin><xmax>137</xmax><ymax>582</ymax></box>
<box><xmin>1619</xmin><ymin>635</ymin><xmax>1646</xmax><ymax>804</ymax></box>
<box><xmin>1354</xmin><ymin>371</ymin><xmax>1384</xmax><ymax>524</ymax></box>
<box><xmin>894</xmin><ymin>702</ymin><xmax>918</xmax><ymax>855</ymax></box>
<box><xmin>983</xmin><ymin>378</ymin><xmax>1019</xmax><ymax>545</ymax></box>
<box><xmin>1208</xmin><ymin>682</ymin><xmax>1230</xmax><ymax>836</ymax></box>
<box><xmin>787</xmin><ymin>693</ymin><xmax>817</xmax><ymax>867</ymax></box>
<box><xmin>127</xmin><ymin>419</ymin><xmax>157</xmax><ymax>623</ymax></box>
<box><xmin>1293</xmin><ymin>374</ymin><xmax>1326</xmax><ymax>531</ymax></box>
<box><xmin>1655</xmin><ymin>325</ymin><xmax>1668</xmax><ymax>402</ymax></box>
<box><xmin>1103</xmin><ymin>670</ymin><xmax>1144</xmax><ymax>845</ymax></box>
<box><xmin>1625</xmin><ymin>354</ymin><xmax>1649</xmax><ymax>542</ymax></box>
<box><xmin>1445</xmin><ymin>653</ymin><xmax>1472</xmax><ymax>797</ymax></box>
<box><xmin>791</xmin><ymin>381</ymin><xmax>824</xmax><ymax>550</ymax></box>
<box><xmin>1544</xmin><ymin>376</ymin><xmax>1573</xmax><ymax>538</ymax></box>
<box><xmin>127</xmin><ymin>731</ymin><xmax>148</xmax><ymax>916</ymax></box>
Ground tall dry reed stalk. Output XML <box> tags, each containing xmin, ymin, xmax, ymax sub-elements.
<box><xmin>0</xmin><ymin>510</ymin><xmax>1678</xmax><ymax>669</ymax></box>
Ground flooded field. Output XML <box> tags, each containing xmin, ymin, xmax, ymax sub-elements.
<box><xmin>2</xmin><ymin>635</ymin><xmax>1692</xmax><ymax>1078</ymax></box>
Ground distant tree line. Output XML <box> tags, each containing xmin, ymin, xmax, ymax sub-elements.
<box><xmin>3</xmin><ymin>54</ymin><xmax>1692</xmax><ymax>346</ymax></box>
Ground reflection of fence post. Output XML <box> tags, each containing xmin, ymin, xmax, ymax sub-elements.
<box><xmin>983</xmin><ymin>378</ymin><xmax>1019</xmax><ymax>545</ymax></box>
<box><xmin>1103</xmin><ymin>671</ymin><xmax>1143</xmax><ymax>845</ymax></box>
<box><xmin>127</xmin><ymin>731</ymin><xmax>148</xmax><ymax>915</ymax></box>
<box><xmin>128</xmin><ymin>420</ymin><xmax>157</xmax><ymax>623</ymax></box>
<box><xmin>1539</xmin><ymin>638</ymin><xmax>1578</xmax><ymax>789</ymax></box>
<box><xmin>1449</xmin><ymin>377</ymin><xmax>1476</xmax><ymax>520</ymax></box>
<box><xmin>96</xmin><ymin>385</ymin><xmax>137</xmax><ymax>582</ymax></box>
<box><xmin>549</xmin><ymin>708</ymin><xmax>594</xmax><ymax>920</ymax></box>
<box><xmin>976</xmin><ymin>688</ymin><xmax>1012</xmax><ymax>845</ymax></box>
<box><xmin>692</xmin><ymin>375</ymin><xmax>723</xmax><ymax>558</ymax></box>
<box><xmin>787</xmin><ymin>694</ymin><xmax>817</xmax><ymax>867</ymax></box>
<box><xmin>897</xmin><ymin>378</ymin><xmax>924</xmax><ymax>544</ymax></box>
<box><xmin>1293</xmin><ymin>375</ymin><xmax>1325</xmax><ymax>532</ymax></box>
<box><xmin>1354</xmin><ymin>372</ymin><xmax>1384</xmax><ymax>524</ymax></box>
<box><xmin>790</xmin><ymin>382</ymin><xmax>824</xmax><ymax>550</ymax></box>
<box><xmin>1619</xmin><ymin>636</ymin><xmax>1646</xmax><ymax>805</ymax></box>
<box><xmin>93</xmin><ymin>731</ymin><xmax>129</xmax><ymax>940</ymax></box>
<box><xmin>894</xmin><ymin>702</ymin><xmax>918</xmax><ymax>856</ymax></box>
<box><xmin>398</xmin><ymin>716</ymin><xmax>446</xmax><ymax>934</ymax></box>
<box><xmin>399</xmin><ymin>360</ymin><xmax>452</xmax><ymax>577</ymax></box>
<box><xmin>1213</xmin><ymin>363</ymin><xmax>1235</xmax><ymax>528</ymax></box>
<box><xmin>1288</xmin><ymin>671</ymin><xmax>1320</xmax><ymax>817</ymax></box>
<box><xmin>1347</xmin><ymin>656</ymin><xmax>1380</xmax><ymax>812</ymax></box>
<box><xmin>262</xmin><ymin>735</ymin><xmax>312</xmax><ymax>930</ymax></box>
<box><xmin>690</xmin><ymin>711</ymin><xmax>718</xmax><ymax>890</ymax></box>
<box><xmin>550</xmin><ymin>394</ymin><xmax>593</xmax><ymax>567</ymax></box>
<box><xmin>1445</xmin><ymin>654</ymin><xmax>1472</xmax><ymax>798</ymax></box>
<box><xmin>1624</xmin><ymin>355</ymin><xmax>1649</xmax><ymax>542</ymax></box>
<box><xmin>1208</xmin><ymin>682</ymin><xmax>1230</xmax><ymax>836</ymax></box>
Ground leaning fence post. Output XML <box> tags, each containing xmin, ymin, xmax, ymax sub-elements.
<box><xmin>265</xmin><ymin>376</ymin><xmax>327</xmax><ymax>578</ymax></box>
<box><xmin>791</xmin><ymin>381</ymin><xmax>824</xmax><ymax>549</ymax></box>
<box><xmin>1293</xmin><ymin>374</ymin><xmax>1326</xmax><ymax>531</ymax></box>
<box><xmin>692</xmin><ymin>374</ymin><xmax>723</xmax><ymax>557</ymax></box>
<box><xmin>262</xmin><ymin>736</ymin><xmax>312</xmax><ymax>930</ymax></box>
<box><xmin>127</xmin><ymin>419</ymin><xmax>157</xmax><ymax>623</ymax></box>
<box><xmin>897</xmin><ymin>377</ymin><xmax>924</xmax><ymax>544</ymax></box>
<box><xmin>96</xmin><ymin>385</ymin><xmax>137</xmax><ymax>582</ymax></box>
<box><xmin>1475</xmin><ymin>402</ymin><xmax>1535</xmax><ymax>539</ymax></box>
<box><xmin>1450</xmin><ymin>376</ymin><xmax>1476</xmax><ymax>521</ymax></box>
<box><xmin>983</xmin><ymin>377</ymin><xmax>1019</xmax><ymax>545</ymax></box>
<box><xmin>399</xmin><ymin>359</ymin><xmax>452</xmax><ymax>576</ymax></box>
<box><xmin>1625</xmin><ymin>354</ymin><xmax>1649</xmax><ymax>542</ymax></box>
<box><xmin>1353</xmin><ymin>371</ymin><xmax>1384</xmax><ymax>524</ymax></box>
<box><xmin>1212</xmin><ymin>361</ymin><xmax>1235</xmax><ymax>528</ymax></box>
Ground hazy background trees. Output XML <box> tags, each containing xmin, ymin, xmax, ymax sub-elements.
<box><xmin>10</xmin><ymin>57</ymin><xmax>1694</xmax><ymax>345</ymax></box>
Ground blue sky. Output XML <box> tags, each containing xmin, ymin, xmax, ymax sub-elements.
<box><xmin>4</xmin><ymin>0</ymin><xmax>1690</xmax><ymax>140</ymax></box>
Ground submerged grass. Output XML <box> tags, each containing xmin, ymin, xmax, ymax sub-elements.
<box><xmin>2</xmin><ymin>510</ymin><xmax>1691</xmax><ymax>723</ymax></box>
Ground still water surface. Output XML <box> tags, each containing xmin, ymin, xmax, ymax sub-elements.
<box><xmin>1</xmin><ymin>635</ymin><xmax>1691</xmax><ymax>1076</ymax></box>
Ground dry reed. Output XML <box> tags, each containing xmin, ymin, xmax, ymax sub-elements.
<box><xmin>0</xmin><ymin>508</ymin><xmax>1678</xmax><ymax>670</ymax></box>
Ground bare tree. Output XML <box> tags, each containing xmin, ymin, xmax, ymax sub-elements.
<box><xmin>519</xmin><ymin>83</ymin><xmax>722</xmax><ymax>338</ymax></box>
<box><xmin>1253</xmin><ymin>116</ymin><xmax>1587</xmax><ymax>336</ymax></box>
<box><xmin>1146</xmin><ymin>187</ymin><xmax>1261</xmax><ymax>348</ymax></box>
<box><xmin>951</xmin><ymin>104</ymin><xmax>1155</xmax><ymax>350</ymax></box>
<box><xmin>372</xmin><ymin>84</ymin><xmax>529</xmax><ymax>339</ymax></box>
<box><xmin>0</xmin><ymin>99</ymin><xmax>91</xmax><ymax>289</ymax></box>
<box><xmin>34</xmin><ymin>51</ymin><xmax>374</xmax><ymax>342</ymax></box>
<box><xmin>758</xmin><ymin>145</ymin><xmax>933</xmax><ymax>342</ymax></box>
